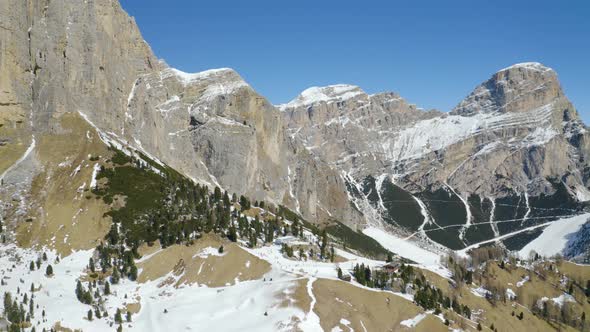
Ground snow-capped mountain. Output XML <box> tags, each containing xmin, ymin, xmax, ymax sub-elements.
<box><xmin>1</xmin><ymin>0</ymin><xmax>589</xmax><ymax>260</ymax></box>
<box><xmin>281</xmin><ymin>62</ymin><xmax>590</xmax><ymax>250</ymax></box>
<box><xmin>2</xmin><ymin>1</ymin><xmax>590</xmax><ymax>331</ymax></box>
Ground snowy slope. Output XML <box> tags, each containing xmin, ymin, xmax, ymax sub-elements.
<box><xmin>0</xmin><ymin>234</ymin><xmax>434</xmax><ymax>332</ymax></box>
<box><xmin>361</xmin><ymin>227</ymin><xmax>451</xmax><ymax>278</ymax></box>
<box><xmin>518</xmin><ymin>213</ymin><xmax>590</xmax><ymax>258</ymax></box>
<box><xmin>277</xmin><ymin>85</ymin><xmax>364</xmax><ymax>110</ymax></box>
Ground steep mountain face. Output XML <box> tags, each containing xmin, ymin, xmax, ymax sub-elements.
<box><xmin>564</xmin><ymin>219</ymin><xmax>590</xmax><ymax>263</ymax></box>
<box><xmin>0</xmin><ymin>0</ymin><xmax>157</xmax><ymax>235</ymax></box>
<box><xmin>122</xmin><ymin>65</ymin><xmax>362</xmax><ymax>226</ymax></box>
<box><xmin>2</xmin><ymin>0</ymin><xmax>589</xmax><ymax>254</ymax></box>
<box><xmin>0</xmin><ymin>0</ymin><xmax>362</xmax><ymax>236</ymax></box>
<box><xmin>281</xmin><ymin>63</ymin><xmax>590</xmax><ymax>250</ymax></box>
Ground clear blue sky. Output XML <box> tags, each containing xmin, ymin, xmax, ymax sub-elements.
<box><xmin>120</xmin><ymin>0</ymin><xmax>590</xmax><ymax>121</ymax></box>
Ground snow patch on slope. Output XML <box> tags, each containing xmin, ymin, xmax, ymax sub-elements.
<box><xmin>165</xmin><ymin>67</ymin><xmax>236</xmax><ymax>85</ymax></box>
<box><xmin>362</xmin><ymin>227</ymin><xmax>443</xmax><ymax>270</ymax></box>
<box><xmin>499</xmin><ymin>62</ymin><xmax>553</xmax><ymax>73</ymax></box>
<box><xmin>384</xmin><ymin>102</ymin><xmax>556</xmax><ymax>162</ymax></box>
<box><xmin>0</xmin><ymin>136</ymin><xmax>36</xmax><ymax>184</ymax></box>
<box><xmin>519</xmin><ymin>213</ymin><xmax>590</xmax><ymax>258</ymax></box>
<box><xmin>279</xmin><ymin>85</ymin><xmax>364</xmax><ymax>110</ymax></box>
<box><xmin>88</xmin><ymin>163</ymin><xmax>100</xmax><ymax>189</ymax></box>
<box><xmin>575</xmin><ymin>186</ymin><xmax>590</xmax><ymax>202</ymax></box>
<box><xmin>400</xmin><ymin>313</ymin><xmax>427</xmax><ymax>328</ymax></box>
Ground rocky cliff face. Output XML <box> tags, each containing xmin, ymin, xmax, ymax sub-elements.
<box><xmin>1</xmin><ymin>0</ymin><xmax>588</xmax><ymax>252</ymax></box>
<box><xmin>122</xmin><ymin>65</ymin><xmax>362</xmax><ymax>226</ymax></box>
<box><xmin>0</xmin><ymin>0</ymin><xmax>157</xmax><ymax>231</ymax></box>
<box><xmin>0</xmin><ymin>0</ymin><xmax>362</xmax><ymax>233</ymax></box>
<box><xmin>281</xmin><ymin>63</ymin><xmax>590</xmax><ymax>250</ymax></box>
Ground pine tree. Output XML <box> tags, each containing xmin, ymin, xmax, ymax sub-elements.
<box><xmin>218</xmin><ymin>245</ymin><xmax>224</xmax><ymax>254</ymax></box>
<box><xmin>87</xmin><ymin>309</ymin><xmax>93</xmax><ymax>321</ymax></box>
<box><xmin>129</xmin><ymin>265</ymin><xmax>138</xmax><ymax>281</ymax></box>
<box><xmin>76</xmin><ymin>280</ymin><xmax>84</xmax><ymax>301</ymax></box>
<box><xmin>45</xmin><ymin>265</ymin><xmax>53</xmax><ymax>276</ymax></box>
<box><xmin>386</xmin><ymin>253</ymin><xmax>393</xmax><ymax>263</ymax></box>
<box><xmin>29</xmin><ymin>261</ymin><xmax>35</xmax><ymax>271</ymax></box>
<box><xmin>114</xmin><ymin>308</ymin><xmax>122</xmax><ymax>324</ymax></box>
<box><xmin>292</xmin><ymin>219</ymin><xmax>299</xmax><ymax>237</ymax></box>
<box><xmin>337</xmin><ymin>267</ymin><xmax>343</xmax><ymax>279</ymax></box>
<box><xmin>111</xmin><ymin>268</ymin><xmax>120</xmax><ymax>284</ymax></box>
<box><xmin>330</xmin><ymin>245</ymin><xmax>335</xmax><ymax>263</ymax></box>
<box><xmin>320</xmin><ymin>230</ymin><xmax>328</xmax><ymax>259</ymax></box>
<box><xmin>29</xmin><ymin>298</ymin><xmax>34</xmax><ymax>317</ymax></box>
<box><xmin>213</xmin><ymin>186</ymin><xmax>222</xmax><ymax>202</ymax></box>
<box><xmin>105</xmin><ymin>281</ymin><xmax>111</xmax><ymax>295</ymax></box>
<box><xmin>126</xmin><ymin>311</ymin><xmax>132</xmax><ymax>322</ymax></box>
<box><xmin>462</xmin><ymin>305</ymin><xmax>471</xmax><ymax>319</ymax></box>
<box><xmin>227</xmin><ymin>226</ymin><xmax>237</xmax><ymax>242</ymax></box>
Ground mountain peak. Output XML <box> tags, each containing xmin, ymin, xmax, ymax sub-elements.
<box><xmin>498</xmin><ymin>62</ymin><xmax>554</xmax><ymax>73</ymax></box>
<box><xmin>452</xmin><ymin>62</ymin><xmax>563</xmax><ymax>116</ymax></box>
<box><xmin>278</xmin><ymin>84</ymin><xmax>365</xmax><ymax>110</ymax></box>
<box><xmin>163</xmin><ymin>67</ymin><xmax>245</xmax><ymax>86</ymax></box>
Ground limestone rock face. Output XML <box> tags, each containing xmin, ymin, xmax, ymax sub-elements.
<box><xmin>282</xmin><ymin>63</ymin><xmax>588</xmax><ymax>200</ymax></box>
<box><xmin>0</xmin><ymin>0</ymin><xmax>157</xmax><ymax>229</ymax></box>
<box><xmin>123</xmin><ymin>66</ymin><xmax>362</xmax><ymax>226</ymax></box>
<box><xmin>452</xmin><ymin>62</ymin><xmax>564</xmax><ymax>116</ymax></box>
<box><xmin>280</xmin><ymin>85</ymin><xmax>441</xmax><ymax>178</ymax></box>
<box><xmin>281</xmin><ymin>63</ymin><xmax>590</xmax><ymax>249</ymax></box>
<box><xmin>0</xmin><ymin>0</ymin><xmax>362</xmax><ymax>229</ymax></box>
<box><xmin>0</xmin><ymin>0</ymin><xmax>158</xmax><ymax>134</ymax></box>
<box><xmin>2</xmin><ymin>0</ymin><xmax>589</xmax><ymax>251</ymax></box>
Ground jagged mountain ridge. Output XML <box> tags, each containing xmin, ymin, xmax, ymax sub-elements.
<box><xmin>0</xmin><ymin>0</ymin><xmax>362</xmax><ymax>234</ymax></box>
<box><xmin>281</xmin><ymin>62</ymin><xmax>590</xmax><ymax>250</ymax></box>
<box><xmin>1</xmin><ymin>0</ymin><xmax>589</xmax><ymax>253</ymax></box>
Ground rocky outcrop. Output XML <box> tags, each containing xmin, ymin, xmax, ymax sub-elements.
<box><xmin>0</xmin><ymin>0</ymin><xmax>363</xmax><ymax>230</ymax></box>
<box><xmin>2</xmin><ymin>0</ymin><xmax>589</xmax><ymax>251</ymax></box>
<box><xmin>123</xmin><ymin>66</ymin><xmax>363</xmax><ymax>226</ymax></box>
<box><xmin>281</xmin><ymin>63</ymin><xmax>588</xmax><ymax>200</ymax></box>
<box><xmin>280</xmin><ymin>85</ymin><xmax>441</xmax><ymax>178</ymax></box>
<box><xmin>452</xmin><ymin>62</ymin><xmax>564</xmax><ymax>116</ymax></box>
<box><xmin>281</xmin><ymin>63</ymin><xmax>590</xmax><ymax>249</ymax></box>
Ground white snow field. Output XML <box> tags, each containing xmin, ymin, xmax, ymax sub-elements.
<box><xmin>0</xmin><ymin>243</ymin><xmax>307</xmax><ymax>332</ymax></box>
<box><xmin>518</xmin><ymin>213</ymin><xmax>590</xmax><ymax>258</ymax></box>
<box><xmin>361</xmin><ymin>227</ymin><xmax>451</xmax><ymax>278</ymax></box>
<box><xmin>400</xmin><ymin>313</ymin><xmax>427</xmax><ymax>328</ymax></box>
<box><xmin>0</xmin><ymin>234</ymin><xmax>432</xmax><ymax>332</ymax></box>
